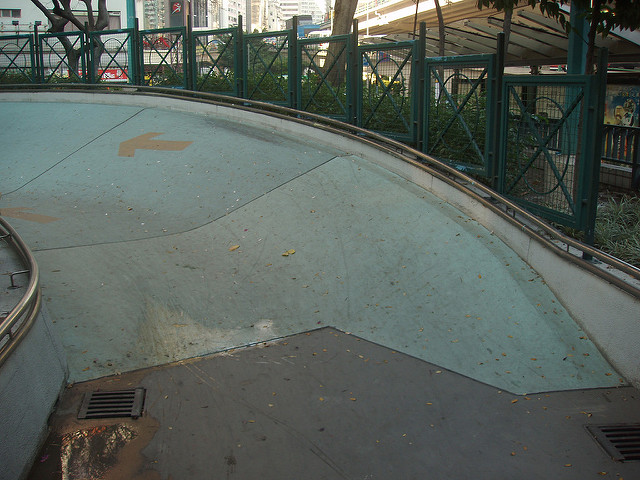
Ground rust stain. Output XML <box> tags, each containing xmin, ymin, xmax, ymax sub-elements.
<box><xmin>28</xmin><ymin>373</ymin><xmax>162</xmax><ymax>480</ymax></box>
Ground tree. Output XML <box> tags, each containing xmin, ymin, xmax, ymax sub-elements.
<box><xmin>434</xmin><ymin>0</ymin><xmax>446</xmax><ymax>57</ymax></box>
<box><xmin>477</xmin><ymin>0</ymin><xmax>640</xmax><ymax>74</ymax></box>
<box><xmin>322</xmin><ymin>0</ymin><xmax>359</xmax><ymax>85</ymax></box>
<box><xmin>29</xmin><ymin>0</ymin><xmax>110</xmax><ymax>76</ymax></box>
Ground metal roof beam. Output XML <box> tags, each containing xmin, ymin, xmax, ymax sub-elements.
<box><xmin>423</xmin><ymin>34</ymin><xmax>481</xmax><ymax>56</ymax></box>
<box><xmin>444</xmin><ymin>26</ymin><xmax>518</xmax><ymax>55</ymax></box>
<box><xmin>487</xmin><ymin>16</ymin><xmax>568</xmax><ymax>50</ymax></box>
<box><xmin>465</xmin><ymin>20</ymin><xmax>553</xmax><ymax>57</ymax></box>
<box><xmin>516</xmin><ymin>9</ymin><xmax>566</xmax><ymax>35</ymax></box>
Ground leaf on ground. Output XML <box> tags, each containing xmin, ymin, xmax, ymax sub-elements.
<box><xmin>282</xmin><ymin>249</ymin><xmax>296</xmax><ymax>256</ymax></box>
<box><xmin>229</xmin><ymin>245</ymin><xmax>240</xmax><ymax>251</ymax></box>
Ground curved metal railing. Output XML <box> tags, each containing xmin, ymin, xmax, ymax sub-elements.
<box><xmin>0</xmin><ymin>215</ymin><xmax>41</xmax><ymax>368</ymax></box>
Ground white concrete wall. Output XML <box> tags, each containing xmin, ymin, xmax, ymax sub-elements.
<box><xmin>0</xmin><ymin>304</ymin><xmax>68</xmax><ymax>480</ymax></box>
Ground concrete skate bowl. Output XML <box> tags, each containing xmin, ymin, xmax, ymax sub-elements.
<box><xmin>2</xmin><ymin>87</ymin><xmax>640</xmax><ymax>463</ymax></box>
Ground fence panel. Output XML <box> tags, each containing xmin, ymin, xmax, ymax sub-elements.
<box><xmin>89</xmin><ymin>28</ymin><xmax>135</xmax><ymax>84</ymax></box>
<box><xmin>0</xmin><ymin>34</ymin><xmax>36</xmax><ymax>84</ymax></box>
<box><xmin>425</xmin><ymin>54</ymin><xmax>497</xmax><ymax>177</ymax></box>
<box><xmin>192</xmin><ymin>28</ymin><xmax>238</xmax><ymax>95</ymax></box>
<box><xmin>499</xmin><ymin>75</ymin><xmax>597</xmax><ymax>229</ymax></box>
<box><xmin>244</xmin><ymin>31</ymin><xmax>291</xmax><ymax>105</ymax></box>
<box><xmin>139</xmin><ymin>27</ymin><xmax>187</xmax><ymax>88</ymax></box>
<box><xmin>358</xmin><ymin>41</ymin><xmax>417</xmax><ymax>144</ymax></box>
<box><xmin>39</xmin><ymin>31</ymin><xmax>86</xmax><ymax>83</ymax></box>
<box><xmin>297</xmin><ymin>34</ymin><xmax>351</xmax><ymax>122</ymax></box>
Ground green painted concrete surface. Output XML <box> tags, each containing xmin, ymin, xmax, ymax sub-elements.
<box><xmin>0</xmin><ymin>99</ymin><xmax>624</xmax><ymax>395</ymax></box>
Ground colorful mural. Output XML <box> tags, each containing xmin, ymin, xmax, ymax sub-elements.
<box><xmin>604</xmin><ymin>85</ymin><xmax>640</xmax><ymax>127</ymax></box>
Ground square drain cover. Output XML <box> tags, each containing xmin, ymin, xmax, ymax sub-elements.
<box><xmin>78</xmin><ymin>388</ymin><xmax>146</xmax><ymax>420</ymax></box>
<box><xmin>587</xmin><ymin>424</ymin><xmax>640</xmax><ymax>462</ymax></box>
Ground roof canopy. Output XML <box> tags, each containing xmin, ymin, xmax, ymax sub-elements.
<box><xmin>355</xmin><ymin>0</ymin><xmax>640</xmax><ymax>66</ymax></box>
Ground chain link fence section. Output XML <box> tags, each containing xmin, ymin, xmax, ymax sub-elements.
<box><xmin>192</xmin><ymin>28</ymin><xmax>238</xmax><ymax>95</ymax></box>
<box><xmin>0</xmin><ymin>35</ymin><xmax>36</xmax><ymax>84</ymax></box>
<box><xmin>425</xmin><ymin>55</ymin><xmax>497</xmax><ymax>177</ymax></box>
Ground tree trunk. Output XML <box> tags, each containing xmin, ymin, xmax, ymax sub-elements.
<box><xmin>30</xmin><ymin>0</ymin><xmax>110</xmax><ymax>80</ymax></box>
<box><xmin>433</xmin><ymin>0</ymin><xmax>445</xmax><ymax>85</ymax></box>
<box><xmin>503</xmin><ymin>8</ymin><xmax>512</xmax><ymax>54</ymax></box>
<box><xmin>585</xmin><ymin>0</ymin><xmax>602</xmax><ymax>75</ymax></box>
<box><xmin>434</xmin><ymin>0</ymin><xmax>445</xmax><ymax>57</ymax></box>
<box><xmin>324</xmin><ymin>0</ymin><xmax>358</xmax><ymax>85</ymax></box>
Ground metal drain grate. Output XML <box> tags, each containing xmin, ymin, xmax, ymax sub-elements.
<box><xmin>78</xmin><ymin>388</ymin><xmax>146</xmax><ymax>420</ymax></box>
<box><xmin>587</xmin><ymin>424</ymin><xmax>640</xmax><ymax>462</ymax></box>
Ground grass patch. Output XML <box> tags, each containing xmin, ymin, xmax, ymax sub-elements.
<box><xmin>594</xmin><ymin>194</ymin><xmax>640</xmax><ymax>268</ymax></box>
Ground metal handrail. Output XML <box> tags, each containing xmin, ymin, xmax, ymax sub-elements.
<box><xmin>0</xmin><ymin>216</ymin><xmax>41</xmax><ymax>368</ymax></box>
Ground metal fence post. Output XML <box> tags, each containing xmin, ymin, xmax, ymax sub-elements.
<box><xmin>289</xmin><ymin>16</ymin><xmax>299</xmax><ymax>109</ymax></box>
<box><xmin>582</xmin><ymin>48</ymin><xmax>609</xmax><ymax>255</ymax></box>
<box><xmin>33</xmin><ymin>25</ymin><xmax>40</xmax><ymax>83</ymax></box>
<box><xmin>186</xmin><ymin>3</ymin><xmax>193</xmax><ymax>90</ymax></box>
<box><xmin>85</xmin><ymin>23</ymin><xmax>91</xmax><ymax>84</ymax></box>
<box><xmin>350</xmin><ymin>19</ymin><xmax>359</xmax><ymax>126</ymax></box>
<box><xmin>236</xmin><ymin>16</ymin><xmax>244</xmax><ymax>98</ymax></box>
<box><xmin>493</xmin><ymin>32</ymin><xmax>505</xmax><ymax>191</ymax></box>
<box><xmin>634</xmin><ymin>134</ymin><xmax>640</xmax><ymax>190</ymax></box>
<box><xmin>132</xmin><ymin>18</ymin><xmax>140</xmax><ymax>85</ymax></box>
<box><xmin>415</xmin><ymin>22</ymin><xmax>426</xmax><ymax>151</ymax></box>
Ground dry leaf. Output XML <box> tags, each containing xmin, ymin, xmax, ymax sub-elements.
<box><xmin>229</xmin><ymin>245</ymin><xmax>240</xmax><ymax>251</ymax></box>
<box><xmin>282</xmin><ymin>249</ymin><xmax>296</xmax><ymax>256</ymax></box>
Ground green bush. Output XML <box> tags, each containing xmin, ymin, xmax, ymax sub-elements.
<box><xmin>427</xmin><ymin>90</ymin><xmax>487</xmax><ymax>169</ymax></box>
<box><xmin>0</xmin><ymin>71</ymin><xmax>33</xmax><ymax>84</ymax></box>
<box><xmin>595</xmin><ymin>194</ymin><xmax>640</xmax><ymax>267</ymax></box>
<box><xmin>300</xmin><ymin>72</ymin><xmax>347</xmax><ymax>117</ymax></box>
<box><xmin>196</xmin><ymin>71</ymin><xmax>234</xmax><ymax>92</ymax></box>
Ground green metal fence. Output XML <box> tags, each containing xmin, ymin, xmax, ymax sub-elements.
<box><xmin>88</xmin><ymin>28</ymin><xmax>136</xmax><ymax>84</ymax></box>
<box><xmin>39</xmin><ymin>31</ymin><xmax>86</xmax><ymax>83</ymax></box>
<box><xmin>425</xmin><ymin>54</ymin><xmax>498</xmax><ymax>177</ymax></box>
<box><xmin>500</xmin><ymin>75</ymin><xmax>599</xmax><ymax>229</ymax></box>
<box><xmin>244</xmin><ymin>30</ymin><xmax>292</xmax><ymax>105</ymax></box>
<box><xmin>0</xmin><ymin>34</ymin><xmax>36</xmax><ymax>84</ymax></box>
<box><xmin>0</xmin><ymin>20</ymin><xmax>608</xmax><ymax>238</ymax></box>
<box><xmin>358</xmin><ymin>41</ymin><xmax>418</xmax><ymax>144</ymax></box>
<box><xmin>192</xmin><ymin>28</ymin><xmax>239</xmax><ymax>95</ymax></box>
<box><xmin>139</xmin><ymin>27</ymin><xmax>187</xmax><ymax>88</ymax></box>
<box><xmin>298</xmin><ymin>34</ymin><xmax>352</xmax><ymax>122</ymax></box>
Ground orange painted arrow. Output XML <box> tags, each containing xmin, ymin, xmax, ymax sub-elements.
<box><xmin>118</xmin><ymin>132</ymin><xmax>193</xmax><ymax>157</ymax></box>
<box><xmin>0</xmin><ymin>207</ymin><xmax>60</xmax><ymax>224</ymax></box>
